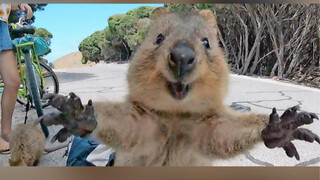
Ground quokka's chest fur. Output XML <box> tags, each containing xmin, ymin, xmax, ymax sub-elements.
<box><xmin>111</xmin><ymin>108</ymin><xmax>216</xmax><ymax>166</ymax></box>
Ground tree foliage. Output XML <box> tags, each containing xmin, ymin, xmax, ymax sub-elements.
<box><xmin>215</xmin><ymin>4</ymin><xmax>319</xmax><ymax>87</ymax></box>
<box><xmin>79</xmin><ymin>6</ymin><xmax>156</xmax><ymax>64</ymax></box>
<box><xmin>164</xmin><ymin>3</ymin><xmax>214</xmax><ymax>12</ymax></box>
<box><xmin>33</xmin><ymin>27</ymin><xmax>53</xmax><ymax>59</ymax></box>
<box><xmin>79</xmin><ymin>30</ymin><xmax>107</xmax><ymax>63</ymax></box>
<box><xmin>34</xmin><ymin>27</ymin><xmax>52</xmax><ymax>39</ymax></box>
<box><xmin>34</xmin><ymin>27</ymin><xmax>53</xmax><ymax>45</ymax></box>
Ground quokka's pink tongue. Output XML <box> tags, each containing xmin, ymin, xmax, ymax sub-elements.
<box><xmin>172</xmin><ymin>82</ymin><xmax>187</xmax><ymax>99</ymax></box>
<box><xmin>175</xmin><ymin>82</ymin><xmax>184</xmax><ymax>92</ymax></box>
<box><xmin>172</xmin><ymin>82</ymin><xmax>186</xmax><ymax>92</ymax></box>
<box><xmin>175</xmin><ymin>91</ymin><xmax>184</xmax><ymax>99</ymax></box>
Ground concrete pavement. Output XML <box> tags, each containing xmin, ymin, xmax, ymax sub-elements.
<box><xmin>0</xmin><ymin>63</ymin><xmax>319</xmax><ymax>166</ymax></box>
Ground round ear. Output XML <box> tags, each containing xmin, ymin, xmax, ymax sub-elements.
<box><xmin>8</xmin><ymin>159</ymin><xmax>13</xmax><ymax>166</ymax></box>
<box><xmin>150</xmin><ymin>7</ymin><xmax>169</xmax><ymax>21</ymax></box>
<box><xmin>199</xmin><ymin>9</ymin><xmax>217</xmax><ymax>28</ymax></box>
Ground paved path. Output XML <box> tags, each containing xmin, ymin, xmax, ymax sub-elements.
<box><xmin>0</xmin><ymin>63</ymin><xmax>319</xmax><ymax>166</ymax></box>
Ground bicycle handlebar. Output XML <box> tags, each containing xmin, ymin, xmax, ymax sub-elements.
<box><xmin>9</xmin><ymin>15</ymin><xmax>35</xmax><ymax>38</ymax></box>
<box><xmin>17</xmin><ymin>16</ymin><xmax>28</xmax><ymax>27</ymax></box>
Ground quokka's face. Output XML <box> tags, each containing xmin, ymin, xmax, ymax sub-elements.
<box><xmin>146</xmin><ymin>10</ymin><xmax>221</xmax><ymax>100</ymax></box>
<box><xmin>128</xmin><ymin>8</ymin><xmax>228</xmax><ymax>112</ymax></box>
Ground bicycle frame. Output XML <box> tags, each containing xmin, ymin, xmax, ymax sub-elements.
<box><xmin>0</xmin><ymin>16</ymin><xmax>46</xmax><ymax>96</ymax></box>
<box><xmin>0</xmin><ymin>42</ymin><xmax>46</xmax><ymax>98</ymax></box>
<box><xmin>18</xmin><ymin>42</ymin><xmax>45</xmax><ymax>91</ymax></box>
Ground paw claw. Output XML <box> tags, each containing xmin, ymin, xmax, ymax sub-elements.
<box><xmin>272</xmin><ymin>107</ymin><xmax>277</xmax><ymax>113</ymax></box>
<box><xmin>43</xmin><ymin>93</ymin><xmax>56</xmax><ymax>100</ymax></box>
<box><xmin>42</xmin><ymin>92</ymin><xmax>97</xmax><ymax>143</ymax></box>
<box><xmin>263</xmin><ymin>106</ymin><xmax>319</xmax><ymax>160</ymax></box>
<box><xmin>88</xmin><ymin>99</ymin><xmax>93</xmax><ymax>106</ymax></box>
<box><xmin>280</xmin><ymin>106</ymin><xmax>299</xmax><ymax>123</ymax></box>
<box><xmin>51</xmin><ymin>128</ymin><xmax>72</xmax><ymax>143</ymax></box>
<box><xmin>292</xmin><ymin>105</ymin><xmax>300</xmax><ymax>111</ymax></box>
<box><xmin>310</xmin><ymin>113</ymin><xmax>319</xmax><ymax>120</ymax></box>
<box><xmin>293</xmin><ymin>128</ymin><xmax>319</xmax><ymax>143</ymax></box>
<box><xmin>69</xmin><ymin>92</ymin><xmax>77</xmax><ymax>99</ymax></box>
<box><xmin>269</xmin><ymin>107</ymin><xmax>280</xmax><ymax>125</ymax></box>
<box><xmin>283</xmin><ymin>142</ymin><xmax>300</xmax><ymax>160</ymax></box>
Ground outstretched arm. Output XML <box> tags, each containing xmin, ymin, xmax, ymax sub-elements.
<box><xmin>193</xmin><ymin>109</ymin><xmax>268</xmax><ymax>158</ymax></box>
<box><xmin>40</xmin><ymin>93</ymin><xmax>156</xmax><ymax>151</ymax></box>
<box><xmin>93</xmin><ymin>101</ymin><xmax>149</xmax><ymax>150</ymax></box>
<box><xmin>194</xmin><ymin>106</ymin><xmax>319</xmax><ymax>160</ymax></box>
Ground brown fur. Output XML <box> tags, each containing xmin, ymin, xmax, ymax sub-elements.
<box><xmin>8</xmin><ymin>124</ymin><xmax>45</xmax><ymax>166</ymax></box>
<box><xmin>93</xmin><ymin>8</ymin><xmax>269</xmax><ymax>166</ymax></box>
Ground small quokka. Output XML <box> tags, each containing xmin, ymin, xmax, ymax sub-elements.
<box><xmin>8</xmin><ymin>122</ymin><xmax>69</xmax><ymax>167</ymax></box>
<box><xmin>9</xmin><ymin>123</ymin><xmax>45</xmax><ymax>166</ymax></box>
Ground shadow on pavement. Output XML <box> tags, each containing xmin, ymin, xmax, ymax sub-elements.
<box><xmin>55</xmin><ymin>72</ymin><xmax>96</xmax><ymax>84</ymax></box>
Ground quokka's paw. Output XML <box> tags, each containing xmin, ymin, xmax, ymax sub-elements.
<box><xmin>39</xmin><ymin>92</ymin><xmax>97</xmax><ymax>143</ymax></box>
<box><xmin>261</xmin><ymin>106</ymin><xmax>319</xmax><ymax>160</ymax></box>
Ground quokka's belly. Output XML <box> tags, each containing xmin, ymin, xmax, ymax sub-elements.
<box><xmin>113</xmin><ymin>145</ymin><xmax>212</xmax><ymax>166</ymax></box>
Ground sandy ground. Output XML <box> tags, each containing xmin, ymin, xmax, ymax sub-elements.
<box><xmin>53</xmin><ymin>51</ymin><xmax>97</xmax><ymax>69</ymax></box>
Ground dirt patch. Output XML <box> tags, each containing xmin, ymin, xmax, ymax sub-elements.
<box><xmin>53</xmin><ymin>52</ymin><xmax>96</xmax><ymax>69</ymax></box>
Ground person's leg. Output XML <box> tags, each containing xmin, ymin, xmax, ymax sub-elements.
<box><xmin>0</xmin><ymin>19</ymin><xmax>20</xmax><ymax>151</ymax></box>
<box><xmin>0</xmin><ymin>50</ymin><xmax>20</xmax><ymax>151</ymax></box>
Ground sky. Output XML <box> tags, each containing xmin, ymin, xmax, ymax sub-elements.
<box><xmin>32</xmin><ymin>4</ymin><xmax>163</xmax><ymax>62</ymax></box>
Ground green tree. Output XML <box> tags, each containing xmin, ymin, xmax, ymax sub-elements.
<box><xmin>107</xmin><ymin>6</ymin><xmax>156</xmax><ymax>49</ymax></box>
<box><xmin>34</xmin><ymin>27</ymin><xmax>53</xmax><ymax>59</ymax></box>
<box><xmin>79</xmin><ymin>30</ymin><xmax>107</xmax><ymax>63</ymax></box>
<box><xmin>164</xmin><ymin>3</ymin><xmax>214</xmax><ymax>12</ymax></box>
<box><xmin>79</xmin><ymin>6</ymin><xmax>157</xmax><ymax>64</ymax></box>
<box><xmin>34</xmin><ymin>27</ymin><xmax>53</xmax><ymax>45</ymax></box>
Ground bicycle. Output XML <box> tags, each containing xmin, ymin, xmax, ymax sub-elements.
<box><xmin>0</xmin><ymin>16</ymin><xmax>59</xmax><ymax>137</ymax></box>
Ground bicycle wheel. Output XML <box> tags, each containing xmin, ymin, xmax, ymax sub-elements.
<box><xmin>17</xmin><ymin>60</ymin><xmax>59</xmax><ymax>108</ymax></box>
<box><xmin>23</xmin><ymin>51</ymin><xmax>49</xmax><ymax>137</ymax></box>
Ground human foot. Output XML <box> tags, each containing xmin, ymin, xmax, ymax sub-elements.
<box><xmin>0</xmin><ymin>137</ymin><xmax>9</xmax><ymax>153</ymax></box>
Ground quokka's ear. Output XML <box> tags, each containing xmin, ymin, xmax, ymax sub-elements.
<box><xmin>18</xmin><ymin>158</ymin><xmax>27</xmax><ymax>166</ymax></box>
<box><xmin>150</xmin><ymin>7</ymin><xmax>169</xmax><ymax>20</ymax></box>
<box><xmin>199</xmin><ymin>9</ymin><xmax>217</xmax><ymax>28</ymax></box>
<box><xmin>8</xmin><ymin>159</ymin><xmax>13</xmax><ymax>166</ymax></box>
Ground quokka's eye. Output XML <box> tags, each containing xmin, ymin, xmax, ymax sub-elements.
<box><xmin>155</xmin><ymin>34</ymin><xmax>165</xmax><ymax>44</ymax></box>
<box><xmin>202</xmin><ymin>38</ymin><xmax>210</xmax><ymax>49</ymax></box>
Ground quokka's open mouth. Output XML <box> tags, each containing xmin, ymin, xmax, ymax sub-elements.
<box><xmin>167</xmin><ymin>81</ymin><xmax>190</xmax><ymax>100</ymax></box>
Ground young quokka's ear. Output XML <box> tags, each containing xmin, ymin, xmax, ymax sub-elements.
<box><xmin>150</xmin><ymin>7</ymin><xmax>169</xmax><ymax>21</ymax></box>
<box><xmin>17</xmin><ymin>158</ymin><xmax>27</xmax><ymax>166</ymax></box>
<box><xmin>199</xmin><ymin>9</ymin><xmax>217</xmax><ymax>28</ymax></box>
<box><xmin>9</xmin><ymin>157</ymin><xmax>27</xmax><ymax>166</ymax></box>
<box><xmin>8</xmin><ymin>159</ymin><xmax>13</xmax><ymax>166</ymax></box>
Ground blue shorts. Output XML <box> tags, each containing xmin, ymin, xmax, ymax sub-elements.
<box><xmin>0</xmin><ymin>21</ymin><xmax>13</xmax><ymax>53</ymax></box>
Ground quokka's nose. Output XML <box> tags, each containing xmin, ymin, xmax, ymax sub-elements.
<box><xmin>169</xmin><ymin>42</ymin><xmax>196</xmax><ymax>78</ymax></box>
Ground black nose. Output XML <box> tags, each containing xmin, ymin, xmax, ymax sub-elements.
<box><xmin>169</xmin><ymin>43</ymin><xmax>196</xmax><ymax>79</ymax></box>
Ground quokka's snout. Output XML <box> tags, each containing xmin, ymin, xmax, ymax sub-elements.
<box><xmin>168</xmin><ymin>41</ymin><xmax>196</xmax><ymax>80</ymax></box>
<box><xmin>166</xmin><ymin>41</ymin><xmax>196</xmax><ymax>100</ymax></box>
